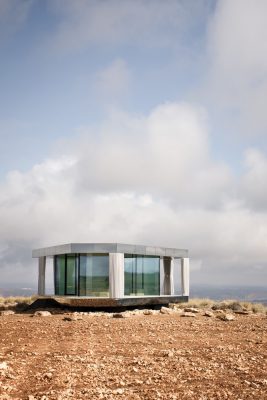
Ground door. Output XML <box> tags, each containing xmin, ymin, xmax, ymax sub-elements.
<box><xmin>66</xmin><ymin>255</ymin><xmax>77</xmax><ymax>295</ymax></box>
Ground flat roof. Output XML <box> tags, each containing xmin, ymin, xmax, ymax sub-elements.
<box><xmin>32</xmin><ymin>243</ymin><xmax>188</xmax><ymax>258</ymax></box>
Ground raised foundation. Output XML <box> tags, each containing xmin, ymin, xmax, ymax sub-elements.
<box><xmin>29</xmin><ymin>295</ymin><xmax>189</xmax><ymax>311</ymax></box>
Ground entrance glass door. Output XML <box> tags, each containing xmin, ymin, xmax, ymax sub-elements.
<box><xmin>66</xmin><ymin>255</ymin><xmax>77</xmax><ymax>295</ymax></box>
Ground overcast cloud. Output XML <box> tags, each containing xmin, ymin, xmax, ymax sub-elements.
<box><xmin>0</xmin><ymin>0</ymin><xmax>266</xmax><ymax>289</ymax></box>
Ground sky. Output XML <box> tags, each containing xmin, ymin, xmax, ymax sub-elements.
<box><xmin>0</xmin><ymin>0</ymin><xmax>267</xmax><ymax>289</ymax></box>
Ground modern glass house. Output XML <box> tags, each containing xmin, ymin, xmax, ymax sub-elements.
<box><xmin>32</xmin><ymin>243</ymin><xmax>189</xmax><ymax>306</ymax></box>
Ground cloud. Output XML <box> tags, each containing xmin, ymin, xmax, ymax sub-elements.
<box><xmin>0</xmin><ymin>102</ymin><xmax>267</xmax><ymax>287</ymax></box>
<box><xmin>46</xmin><ymin>0</ymin><xmax>212</xmax><ymax>52</ymax></box>
<box><xmin>0</xmin><ymin>0</ymin><xmax>33</xmax><ymax>44</ymax></box>
<box><xmin>70</xmin><ymin>103</ymin><xmax>231</xmax><ymax>210</ymax></box>
<box><xmin>206</xmin><ymin>0</ymin><xmax>267</xmax><ymax>136</ymax></box>
<box><xmin>93</xmin><ymin>59</ymin><xmax>131</xmax><ymax>105</ymax></box>
<box><xmin>240</xmin><ymin>148</ymin><xmax>267</xmax><ymax>210</ymax></box>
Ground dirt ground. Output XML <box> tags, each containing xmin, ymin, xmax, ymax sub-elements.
<box><xmin>0</xmin><ymin>310</ymin><xmax>266</xmax><ymax>400</ymax></box>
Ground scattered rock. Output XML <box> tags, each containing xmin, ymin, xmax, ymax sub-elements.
<box><xmin>0</xmin><ymin>362</ymin><xmax>8</xmax><ymax>370</ymax></box>
<box><xmin>33</xmin><ymin>311</ymin><xmax>51</xmax><ymax>317</ymax></box>
<box><xmin>217</xmin><ymin>313</ymin><xmax>235</xmax><ymax>321</ymax></box>
<box><xmin>113</xmin><ymin>388</ymin><xmax>124</xmax><ymax>394</ymax></box>
<box><xmin>113</xmin><ymin>313</ymin><xmax>127</xmax><ymax>318</ymax></box>
<box><xmin>161</xmin><ymin>350</ymin><xmax>174</xmax><ymax>357</ymax></box>
<box><xmin>203</xmin><ymin>311</ymin><xmax>214</xmax><ymax>317</ymax></box>
<box><xmin>214</xmin><ymin>309</ymin><xmax>225</xmax><ymax>315</ymax></box>
<box><xmin>43</xmin><ymin>372</ymin><xmax>53</xmax><ymax>380</ymax></box>
<box><xmin>63</xmin><ymin>315</ymin><xmax>83</xmax><ymax>321</ymax></box>
<box><xmin>143</xmin><ymin>309</ymin><xmax>155</xmax><ymax>315</ymax></box>
<box><xmin>183</xmin><ymin>307</ymin><xmax>200</xmax><ymax>313</ymax></box>
<box><xmin>234</xmin><ymin>310</ymin><xmax>250</xmax><ymax>315</ymax></box>
<box><xmin>160</xmin><ymin>307</ymin><xmax>174</xmax><ymax>314</ymax></box>
<box><xmin>180</xmin><ymin>312</ymin><xmax>196</xmax><ymax>318</ymax></box>
<box><xmin>63</xmin><ymin>316</ymin><xmax>74</xmax><ymax>321</ymax></box>
<box><xmin>0</xmin><ymin>310</ymin><xmax>15</xmax><ymax>316</ymax></box>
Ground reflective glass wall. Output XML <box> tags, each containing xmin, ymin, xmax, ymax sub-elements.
<box><xmin>54</xmin><ymin>254</ymin><xmax>109</xmax><ymax>297</ymax></box>
<box><xmin>79</xmin><ymin>254</ymin><xmax>109</xmax><ymax>296</ymax></box>
<box><xmin>124</xmin><ymin>254</ymin><xmax>160</xmax><ymax>296</ymax></box>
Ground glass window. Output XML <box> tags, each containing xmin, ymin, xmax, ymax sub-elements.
<box><xmin>124</xmin><ymin>255</ymin><xmax>160</xmax><ymax>296</ymax></box>
<box><xmin>55</xmin><ymin>255</ymin><xmax>65</xmax><ymax>295</ymax></box>
<box><xmin>79</xmin><ymin>254</ymin><xmax>109</xmax><ymax>297</ymax></box>
<box><xmin>66</xmin><ymin>255</ymin><xmax>77</xmax><ymax>295</ymax></box>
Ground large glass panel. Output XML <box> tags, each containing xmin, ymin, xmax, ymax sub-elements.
<box><xmin>66</xmin><ymin>255</ymin><xmax>77</xmax><ymax>295</ymax></box>
<box><xmin>124</xmin><ymin>255</ymin><xmax>160</xmax><ymax>296</ymax></box>
<box><xmin>124</xmin><ymin>255</ymin><xmax>135</xmax><ymax>296</ymax></box>
<box><xmin>79</xmin><ymin>254</ymin><xmax>109</xmax><ymax>297</ymax></box>
<box><xmin>143</xmin><ymin>256</ymin><xmax>160</xmax><ymax>295</ymax></box>
<box><xmin>55</xmin><ymin>255</ymin><xmax>65</xmax><ymax>295</ymax></box>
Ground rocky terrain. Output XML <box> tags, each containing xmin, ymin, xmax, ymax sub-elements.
<box><xmin>0</xmin><ymin>302</ymin><xmax>266</xmax><ymax>400</ymax></box>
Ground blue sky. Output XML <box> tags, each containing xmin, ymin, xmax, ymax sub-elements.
<box><xmin>0</xmin><ymin>0</ymin><xmax>267</xmax><ymax>288</ymax></box>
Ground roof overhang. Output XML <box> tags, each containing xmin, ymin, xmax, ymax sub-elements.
<box><xmin>32</xmin><ymin>243</ymin><xmax>188</xmax><ymax>258</ymax></box>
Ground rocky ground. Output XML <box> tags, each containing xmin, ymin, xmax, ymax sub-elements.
<box><xmin>0</xmin><ymin>305</ymin><xmax>266</xmax><ymax>400</ymax></box>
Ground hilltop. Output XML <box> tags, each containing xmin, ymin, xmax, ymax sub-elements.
<box><xmin>0</xmin><ymin>299</ymin><xmax>266</xmax><ymax>399</ymax></box>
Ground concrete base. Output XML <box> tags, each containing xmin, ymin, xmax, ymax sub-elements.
<box><xmin>29</xmin><ymin>295</ymin><xmax>189</xmax><ymax>312</ymax></box>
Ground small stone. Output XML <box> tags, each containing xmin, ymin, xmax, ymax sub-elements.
<box><xmin>204</xmin><ymin>311</ymin><xmax>214</xmax><ymax>317</ymax></box>
<box><xmin>28</xmin><ymin>396</ymin><xmax>36</xmax><ymax>400</ymax></box>
<box><xmin>251</xmin><ymin>382</ymin><xmax>258</xmax><ymax>389</ymax></box>
<box><xmin>34</xmin><ymin>311</ymin><xmax>51</xmax><ymax>317</ymax></box>
<box><xmin>217</xmin><ymin>313</ymin><xmax>235</xmax><ymax>321</ymax></box>
<box><xmin>143</xmin><ymin>309</ymin><xmax>155</xmax><ymax>315</ymax></box>
<box><xmin>180</xmin><ymin>312</ymin><xmax>196</xmax><ymax>318</ymax></box>
<box><xmin>0</xmin><ymin>362</ymin><xmax>8</xmax><ymax>370</ymax></box>
<box><xmin>0</xmin><ymin>310</ymin><xmax>15</xmax><ymax>316</ymax></box>
<box><xmin>161</xmin><ymin>350</ymin><xmax>174</xmax><ymax>357</ymax></box>
<box><xmin>160</xmin><ymin>307</ymin><xmax>173</xmax><ymax>314</ymax></box>
<box><xmin>113</xmin><ymin>388</ymin><xmax>124</xmax><ymax>394</ymax></box>
<box><xmin>184</xmin><ymin>307</ymin><xmax>200</xmax><ymax>313</ymax></box>
<box><xmin>113</xmin><ymin>313</ymin><xmax>126</xmax><ymax>318</ymax></box>
<box><xmin>43</xmin><ymin>372</ymin><xmax>53</xmax><ymax>380</ymax></box>
<box><xmin>63</xmin><ymin>315</ymin><xmax>82</xmax><ymax>321</ymax></box>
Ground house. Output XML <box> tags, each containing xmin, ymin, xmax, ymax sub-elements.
<box><xmin>32</xmin><ymin>243</ymin><xmax>189</xmax><ymax>307</ymax></box>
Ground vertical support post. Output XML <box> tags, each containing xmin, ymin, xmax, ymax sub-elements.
<box><xmin>162</xmin><ymin>257</ymin><xmax>174</xmax><ymax>295</ymax></box>
<box><xmin>170</xmin><ymin>257</ymin><xmax>175</xmax><ymax>295</ymax></box>
<box><xmin>181</xmin><ymin>258</ymin><xmax>190</xmax><ymax>296</ymax></box>
<box><xmin>109</xmin><ymin>253</ymin><xmax>124</xmax><ymax>298</ymax></box>
<box><xmin>160</xmin><ymin>257</ymin><xmax>164</xmax><ymax>295</ymax></box>
<box><xmin>38</xmin><ymin>256</ymin><xmax>46</xmax><ymax>296</ymax></box>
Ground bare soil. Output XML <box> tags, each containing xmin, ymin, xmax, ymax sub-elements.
<box><xmin>0</xmin><ymin>310</ymin><xmax>266</xmax><ymax>400</ymax></box>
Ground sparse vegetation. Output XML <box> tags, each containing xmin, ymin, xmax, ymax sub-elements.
<box><xmin>0</xmin><ymin>295</ymin><xmax>37</xmax><ymax>311</ymax></box>
<box><xmin>172</xmin><ymin>298</ymin><xmax>267</xmax><ymax>314</ymax></box>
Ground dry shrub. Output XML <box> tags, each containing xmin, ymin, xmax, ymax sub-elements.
<box><xmin>0</xmin><ymin>295</ymin><xmax>37</xmax><ymax>310</ymax></box>
<box><xmin>173</xmin><ymin>298</ymin><xmax>267</xmax><ymax>314</ymax></box>
<box><xmin>173</xmin><ymin>298</ymin><xmax>214</xmax><ymax>309</ymax></box>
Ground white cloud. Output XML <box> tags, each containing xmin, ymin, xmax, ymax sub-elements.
<box><xmin>241</xmin><ymin>148</ymin><xmax>267</xmax><ymax>210</ymax></box>
<box><xmin>93</xmin><ymin>59</ymin><xmax>131</xmax><ymax>105</ymax></box>
<box><xmin>0</xmin><ymin>102</ymin><xmax>267</xmax><ymax>287</ymax></box>
<box><xmin>46</xmin><ymin>0</ymin><xmax>212</xmax><ymax>52</ymax></box>
<box><xmin>206</xmin><ymin>0</ymin><xmax>267</xmax><ymax>135</ymax></box>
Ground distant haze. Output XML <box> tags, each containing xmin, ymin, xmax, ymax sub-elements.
<box><xmin>0</xmin><ymin>1</ymin><xmax>267</xmax><ymax>288</ymax></box>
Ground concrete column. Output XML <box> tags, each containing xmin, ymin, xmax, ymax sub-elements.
<box><xmin>38</xmin><ymin>256</ymin><xmax>46</xmax><ymax>296</ymax></box>
<box><xmin>109</xmin><ymin>253</ymin><xmax>124</xmax><ymax>298</ymax></box>
<box><xmin>162</xmin><ymin>257</ymin><xmax>174</xmax><ymax>295</ymax></box>
<box><xmin>160</xmin><ymin>257</ymin><xmax>164</xmax><ymax>295</ymax></box>
<box><xmin>181</xmin><ymin>257</ymin><xmax>189</xmax><ymax>296</ymax></box>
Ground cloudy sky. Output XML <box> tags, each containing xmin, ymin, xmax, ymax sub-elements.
<box><xmin>0</xmin><ymin>0</ymin><xmax>267</xmax><ymax>289</ymax></box>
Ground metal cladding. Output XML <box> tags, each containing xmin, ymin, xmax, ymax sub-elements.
<box><xmin>32</xmin><ymin>243</ymin><xmax>188</xmax><ymax>258</ymax></box>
